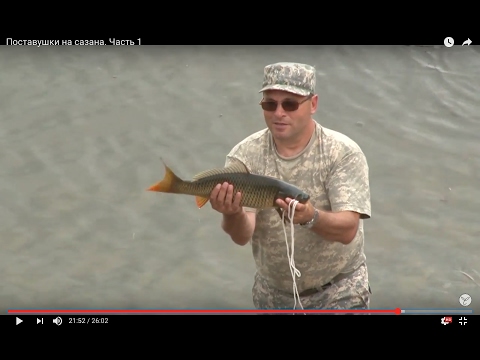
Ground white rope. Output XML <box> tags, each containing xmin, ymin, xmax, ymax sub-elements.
<box><xmin>281</xmin><ymin>200</ymin><xmax>304</xmax><ymax>311</ymax></box>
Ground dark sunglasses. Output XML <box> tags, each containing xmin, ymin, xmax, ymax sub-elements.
<box><xmin>259</xmin><ymin>95</ymin><xmax>312</xmax><ymax>112</ymax></box>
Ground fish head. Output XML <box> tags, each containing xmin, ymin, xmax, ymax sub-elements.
<box><xmin>277</xmin><ymin>190</ymin><xmax>310</xmax><ymax>204</ymax></box>
<box><xmin>293</xmin><ymin>192</ymin><xmax>310</xmax><ymax>204</ymax></box>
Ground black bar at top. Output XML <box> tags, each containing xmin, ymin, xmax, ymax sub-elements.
<box><xmin>0</xmin><ymin>36</ymin><xmax>475</xmax><ymax>46</ymax></box>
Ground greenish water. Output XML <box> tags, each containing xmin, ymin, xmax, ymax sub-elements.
<box><xmin>0</xmin><ymin>45</ymin><xmax>478</xmax><ymax>312</ymax></box>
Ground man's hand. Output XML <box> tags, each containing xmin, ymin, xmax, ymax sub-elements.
<box><xmin>275</xmin><ymin>197</ymin><xmax>315</xmax><ymax>224</ymax></box>
<box><xmin>210</xmin><ymin>182</ymin><xmax>243</xmax><ymax>216</ymax></box>
<box><xmin>211</xmin><ymin>182</ymin><xmax>255</xmax><ymax>246</ymax></box>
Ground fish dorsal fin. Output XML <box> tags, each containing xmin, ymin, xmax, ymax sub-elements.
<box><xmin>192</xmin><ymin>160</ymin><xmax>249</xmax><ymax>181</ymax></box>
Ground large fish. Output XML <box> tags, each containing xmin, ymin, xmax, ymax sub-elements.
<box><xmin>146</xmin><ymin>159</ymin><xmax>310</xmax><ymax>219</ymax></box>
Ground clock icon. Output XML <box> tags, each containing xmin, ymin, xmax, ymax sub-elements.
<box><xmin>444</xmin><ymin>37</ymin><xmax>454</xmax><ymax>47</ymax></box>
<box><xmin>459</xmin><ymin>293</ymin><xmax>471</xmax><ymax>307</ymax></box>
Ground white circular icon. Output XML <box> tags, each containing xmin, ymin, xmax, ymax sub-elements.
<box><xmin>459</xmin><ymin>293</ymin><xmax>471</xmax><ymax>307</ymax></box>
<box><xmin>444</xmin><ymin>37</ymin><xmax>454</xmax><ymax>47</ymax></box>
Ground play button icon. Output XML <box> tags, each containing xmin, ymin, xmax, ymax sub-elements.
<box><xmin>16</xmin><ymin>317</ymin><xmax>22</xmax><ymax>325</ymax></box>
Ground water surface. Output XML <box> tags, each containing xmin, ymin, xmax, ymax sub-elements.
<box><xmin>1</xmin><ymin>45</ymin><xmax>479</xmax><ymax>312</ymax></box>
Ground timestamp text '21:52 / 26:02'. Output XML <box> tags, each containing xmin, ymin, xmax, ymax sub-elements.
<box><xmin>68</xmin><ymin>317</ymin><xmax>109</xmax><ymax>324</ymax></box>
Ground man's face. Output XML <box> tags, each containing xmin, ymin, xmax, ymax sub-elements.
<box><xmin>261</xmin><ymin>90</ymin><xmax>318</xmax><ymax>142</ymax></box>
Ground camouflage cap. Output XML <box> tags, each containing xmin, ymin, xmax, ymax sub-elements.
<box><xmin>259</xmin><ymin>62</ymin><xmax>316</xmax><ymax>96</ymax></box>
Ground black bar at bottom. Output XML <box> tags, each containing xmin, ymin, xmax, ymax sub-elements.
<box><xmin>5</xmin><ymin>314</ymin><xmax>476</xmax><ymax>329</ymax></box>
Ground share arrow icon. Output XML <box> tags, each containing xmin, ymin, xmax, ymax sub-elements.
<box><xmin>462</xmin><ymin>38</ymin><xmax>472</xmax><ymax>46</ymax></box>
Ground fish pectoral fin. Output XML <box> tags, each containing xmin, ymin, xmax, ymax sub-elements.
<box><xmin>195</xmin><ymin>196</ymin><xmax>210</xmax><ymax>208</ymax></box>
<box><xmin>192</xmin><ymin>160</ymin><xmax>249</xmax><ymax>181</ymax></box>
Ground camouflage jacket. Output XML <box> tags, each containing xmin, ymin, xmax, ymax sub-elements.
<box><xmin>225</xmin><ymin>121</ymin><xmax>371</xmax><ymax>293</ymax></box>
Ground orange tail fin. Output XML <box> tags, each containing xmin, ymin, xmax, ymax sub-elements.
<box><xmin>146</xmin><ymin>162</ymin><xmax>182</xmax><ymax>193</ymax></box>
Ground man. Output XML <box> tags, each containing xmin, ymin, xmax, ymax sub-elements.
<box><xmin>210</xmin><ymin>62</ymin><xmax>372</xmax><ymax>311</ymax></box>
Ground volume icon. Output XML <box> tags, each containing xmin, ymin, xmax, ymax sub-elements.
<box><xmin>53</xmin><ymin>316</ymin><xmax>62</xmax><ymax>325</ymax></box>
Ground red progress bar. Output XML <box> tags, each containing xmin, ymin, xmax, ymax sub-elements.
<box><xmin>8</xmin><ymin>308</ymin><xmax>402</xmax><ymax>314</ymax></box>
